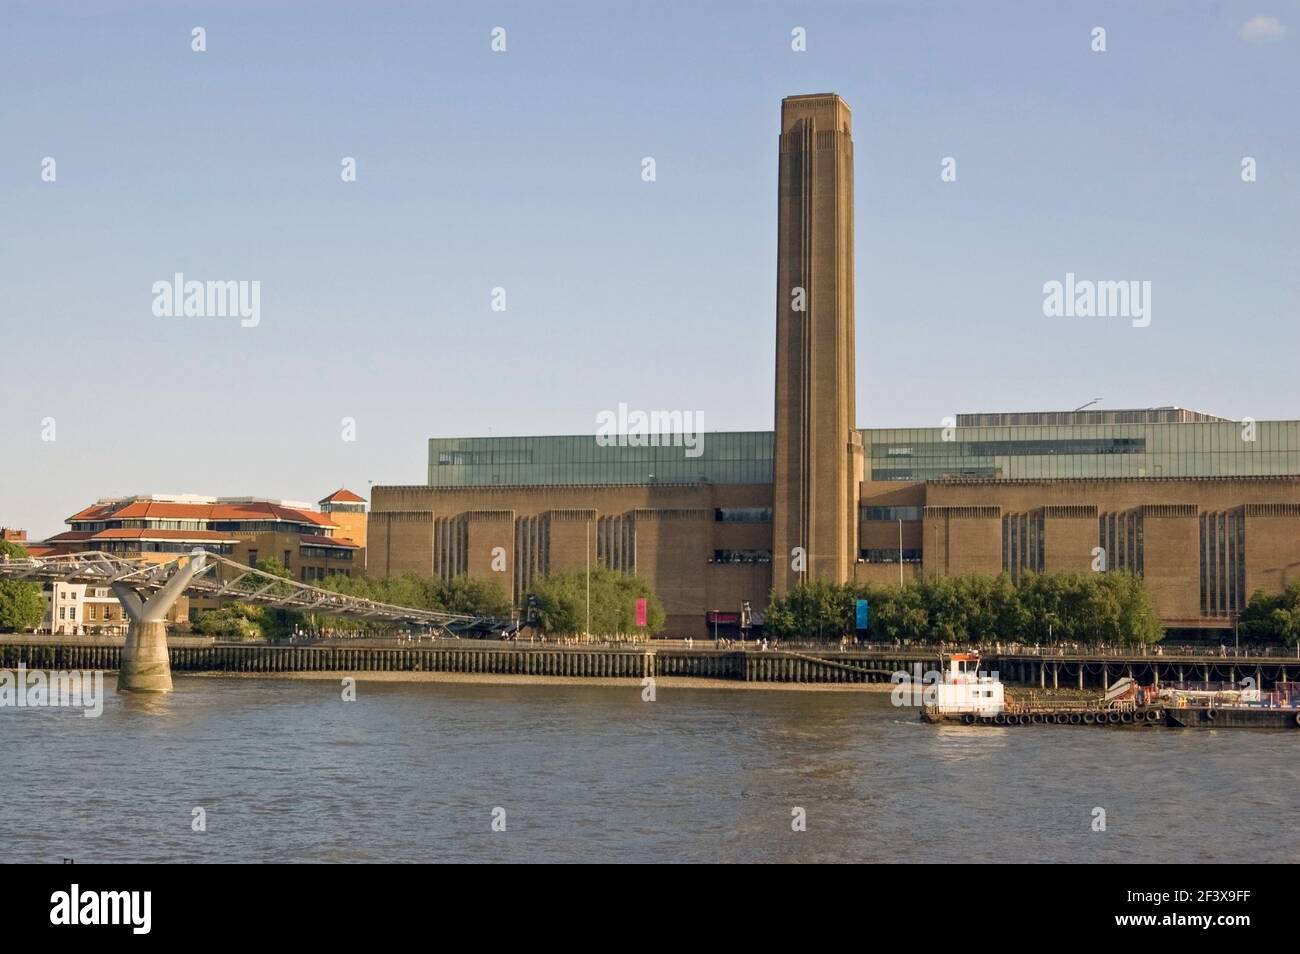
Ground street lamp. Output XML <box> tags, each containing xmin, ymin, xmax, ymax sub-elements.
<box><xmin>898</xmin><ymin>517</ymin><xmax>904</xmax><ymax>586</ymax></box>
<box><xmin>585</xmin><ymin>518</ymin><xmax>591</xmax><ymax>641</ymax></box>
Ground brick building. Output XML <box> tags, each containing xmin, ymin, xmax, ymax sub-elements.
<box><xmin>367</xmin><ymin>94</ymin><xmax>1300</xmax><ymax>637</ymax></box>
<box><xmin>34</xmin><ymin>491</ymin><xmax>367</xmax><ymax>630</ymax></box>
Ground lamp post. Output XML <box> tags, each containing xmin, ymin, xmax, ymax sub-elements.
<box><xmin>585</xmin><ymin>518</ymin><xmax>591</xmax><ymax>641</ymax></box>
<box><xmin>898</xmin><ymin>517</ymin><xmax>904</xmax><ymax>586</ymax></box>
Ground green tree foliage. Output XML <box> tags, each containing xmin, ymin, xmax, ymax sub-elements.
<box><xmin>429</xmin><ymin>576</ymin><xmax>512</xmax><ymax>616</ymax></box>
<box><xmin>1239</xmin><ymin>583</ymin><xmax>1300</xmax><ymax>645</ymax></box>
<box><xmin>249</xmin><ymin>557</ymin><xmax>296</xmax><ymax>594</ymax></box>
<box><xmin>321</xmin><ymin>572</ymin><xmax>511</xmax><ymax>617</ymax></box>
<box><xmin>194</xmin><ymin>557</ymin><xmax>304</xmax><ymax>642</ymax></box>
<box><xmin>762</xmin><ymin>580</ymin><xmax>848</xmax><ymax>639</ymax></box>
<box><xmin>192</xmin><ymin>603</ymin><xmax>266</xmax><ymax>641</ymax></box>
<box><xmin>249</xmin><ymin>557</ymin><xmax>302</xmax><ymax>640</ymax></box>
<box><xmin>0</xmin><ymin>540</ymin><xmax>43</xmax><ymax>632</ymax></box>
<box><xmin>0</xmin><ymin>540</ymin><xmax>28</xmax><ymax>560</ymax></box>
<box><xmin>764</xmin><ymin>571</ymin><xmax>1163</xmax><ymax>645</ymax></box>
<box><xmin>526</xmin><ymin>565</ymin><xmax>664</xmax><ymax>636</ymax></box>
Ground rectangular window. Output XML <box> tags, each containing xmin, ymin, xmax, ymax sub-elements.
<box><xmin>861</xmin><ymin>506</ymin><xmax>923</xmax><ymax>522</ymax></box>
<box><xmin>714</xmin><ymin>507</ymin><xmax>773</xmax><ymax>522</ymax></box>
<box><xmin>1199</xmin><ymin>511</ymin><xmax>1245</xmax><ymax>618</ymax></box>
<box><xmin>861</xmin><ymin>548</ymin><xmax>922</xmax><ymax>563</ymax></box>
<box><xmin>711</xmin><ymin>549</ymin><xmax>772</xmax><ymax>564</ymax></box>
<box><xmin>1002</xmin><ymin>512</ymin><xmax>1044</xmax><ymax>582</ymax></box>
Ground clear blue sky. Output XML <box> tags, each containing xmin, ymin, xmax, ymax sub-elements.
<box><xmin>2</xmin><ymin>1</ymin><xmax>1296</xmax><ymax>538</ymax></box>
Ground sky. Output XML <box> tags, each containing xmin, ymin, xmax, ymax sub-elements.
<box><xmin>1</xmin><ymin>0</ymin><xmax>1296</xmax><ymax>538</ymax></box>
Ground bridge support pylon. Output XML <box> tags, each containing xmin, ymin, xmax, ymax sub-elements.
<box><xmin>111</xmin><ymin>551</ymin><xmax>209</xmax><ymax>692</ymax></box>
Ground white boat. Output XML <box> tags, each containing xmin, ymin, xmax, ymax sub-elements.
<box><xmin>926</xmin><ymin>652</ymin><xmax>1005</xmax><ymax>717</ymax></box>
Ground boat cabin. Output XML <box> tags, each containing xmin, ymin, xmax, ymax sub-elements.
<box><xmin>932</xmin><ymin>652</ymin><xmax>1005</xmax><ymax>716</ymax></box>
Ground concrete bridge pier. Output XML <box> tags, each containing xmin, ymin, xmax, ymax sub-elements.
<box><xmin>112</xmin><ymin>551</ymin><xmax>208</xmax><ymax>693</ymax></box>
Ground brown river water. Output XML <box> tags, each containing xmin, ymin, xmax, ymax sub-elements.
<box><xmin>2</xmin><ymin>676</ymin><xmax>1294</xmax><ymax>863</ymax></box>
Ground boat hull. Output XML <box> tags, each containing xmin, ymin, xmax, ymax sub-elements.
<box><xmin>921</xmin><ymin>707</ymin><xmax>1167</xmax><ymax>727</ymax></box>
<box><xmin>1164</xmin><ymin>707</ymin><xmax>1300</xmax><ymax>729</ymax></box>
<box><xmin>922</xmin><ymin>705</ymin><xmax>1300</xmax><ymax>729</ymax></box>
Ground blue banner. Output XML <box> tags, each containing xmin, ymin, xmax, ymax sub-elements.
<box><xmin>855</xmin><ymin>599</ymin><xmax>869</xmax><ymax>630</ymax></box>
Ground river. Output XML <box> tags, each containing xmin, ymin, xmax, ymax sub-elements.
<box><xmin>3</xmin><ymin>676</ymin><xmax>1294</xmax><ymax>863</ymax></box>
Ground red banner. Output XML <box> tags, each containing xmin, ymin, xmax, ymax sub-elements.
<box><xmin>635</xmin><ymin>598</ymin><xmax>647</xmax><ymax>628</ymax></box>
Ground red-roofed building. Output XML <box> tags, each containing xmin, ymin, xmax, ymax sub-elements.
<box><xmin>319</xmin><ymin>489</ymin><xmax>368</xmax><ymax>551</ymax></box>
<box><xmin>321</xmin><ymin>488</ymin><xmax>366</xmax><ymax>505</ymax></box>
<box><xmin>56</xmin><ymin>491</ymin><xmax>366</xmax><ymax>580</ymax></box>
<box><xmin>28</xmin><ymin>491</ymin><xmax>369</xmax><ymax>632</ymax></box>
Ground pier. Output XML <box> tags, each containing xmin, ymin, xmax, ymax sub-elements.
<box><xmin>1</xmin><ymin>637</ymin><xmax>1296</xmax><ymax>689</ymax></box>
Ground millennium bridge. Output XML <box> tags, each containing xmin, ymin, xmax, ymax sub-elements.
<box><xmin>0</xmin><ymin>549</ymin><xmax>504</xmax><ymax>691</ymax></box>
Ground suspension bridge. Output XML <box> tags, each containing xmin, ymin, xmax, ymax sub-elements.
<box><xmin>0</xmin><ymin>548</ymin><xmax>509</xmax><ymax>692</ymax></box>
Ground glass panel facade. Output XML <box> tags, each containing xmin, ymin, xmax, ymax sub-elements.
<box><xmin>865</xmin><ymin>421</ymin><xmax>1300</xmax><ymax>481</ymax></box>
<box><xmin>425</xmin><ymin>421</ymin><xmax>1300</xmax><ymax>487</ymax></box>
<box><xmin>428</xmin><ymin>432</ymin><xmax>774</xmax><ymax>486</ymax></box>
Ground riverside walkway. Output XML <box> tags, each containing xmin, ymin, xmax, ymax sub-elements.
<box><xmin>1</xmin><ymin>634</ymin><xmax>1296</xmax><ymax>688</ymax></box>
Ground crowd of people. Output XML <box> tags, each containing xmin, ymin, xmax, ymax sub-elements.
<box><xmin>275</xmin><ymin>626</ymin><xmax>1292</xmax><ymax>657</ymax></box>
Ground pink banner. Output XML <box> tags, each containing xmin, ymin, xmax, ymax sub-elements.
<box><xmin>635</xmin><ymin>598</ymin><xmax>647</xmax><ymax>628</ymax></box>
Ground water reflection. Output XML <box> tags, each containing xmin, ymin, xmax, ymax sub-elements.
<box><xmin>1</xmin><ymin>677</ymin><xmax>1294</xmax><ymax>863</ymax></box>
<box><xmin>115</xmin><ymin>688</ymin><xmax>175</xmax><ymax>718</ymax></box>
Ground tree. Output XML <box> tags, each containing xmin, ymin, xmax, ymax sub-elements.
<box><xmin>249</xmin><ymin>557</ymin><xmax>296</xmax><ymax>593</ymax></box>
<box><xmin>321</xmin><ymin>572</ymin><xmax>511</xmax><ymax>618</ymax></box>
<box><xmin>1110</xmin><ymin>571</ymin><xmax>1163</xmax><ymax>646</ymax></box>
<box><xmin>526</xmin><ymin>566</ymin><xmax>665</xmax><ymax>636</ymax></box>
<box><xmin>192</xmin><ymin>603</ymin><xmax>265</xmax><ymax>641</ymax></box>
<box><xmin>763</xmin><ymin>570</ymin><xmax>1164</xmax><ymax>645</ymax></box>
<box><xmin>194</xmin><ymin>557</ymin><xmax>303</xmax><ymax>642</ymax></box>
<box><xmin>764</xmin><ymin>580</ymin><xmax>853</xmax><ymax>639</ymax></box>
<box><xmin>0</xmin><ymin>540</ymin><xmax>43</xmax><ymax>632</ymax></box>
<box><xmin>1240</xmin><ymin>583</ymin><xmax>1300</xmax><ymax>645</ymax></box>
<box><xmin>431</xmin><ymin>576</ymin><xmax>511</xmax><ymax>617</ymax></box>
